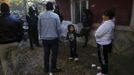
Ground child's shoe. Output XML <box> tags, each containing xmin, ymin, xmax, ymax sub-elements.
<box><xmin>74</xmin><ymin>58</ymin><xmax>79</xmax><ymax>61</ymax></box>
<box><xmin>68</xmin><ymin>57</ymin><xmax>73</xmax><ymax>60</ymax></box>
<box><xmin>97</xmin><ymin>72</ymin><xmax>107</xmax><ymax>75</ymax></box>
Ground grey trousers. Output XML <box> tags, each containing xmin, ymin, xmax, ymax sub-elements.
<box><xmin>0</xmin><ymin>43</ymin><xmax>18</xmax><ymax>75</ymax></box>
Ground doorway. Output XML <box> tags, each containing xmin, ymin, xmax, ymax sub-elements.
<box><xmin>71</xmin><ymin>0</ymin><xmax>89</xmax><ymax>23</ymax></box>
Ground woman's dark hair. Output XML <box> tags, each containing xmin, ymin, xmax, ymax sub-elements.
<box><xmin>68</xmin><ymin>24</ymin><xmax>76</xmax><ymax>32</ymax></box>
<box><xmin>1</xmin><ymin>3</ymin><xmax>10</xmax><ymax>13</ymax></box>
<box><xmin>46</xmin><ymin>2</ymin><xmax>54</xmax><ymax>10</ymax></box>
<box><xmin>103</xmin><ymin>9</ymin><xmax>115</xmax><ymax>19</ymax></box>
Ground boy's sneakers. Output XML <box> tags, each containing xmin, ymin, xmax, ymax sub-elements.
<box><xmin>97</xmin><ymin>72</ymin><xmax>107</xmax><ymax>75</ymax></box>
<box><xmin>74</xmin><ymin>58</ymin><xmax>79</xmax><ymax>61</ymax></box>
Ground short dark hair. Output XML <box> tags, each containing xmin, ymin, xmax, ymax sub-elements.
<box><xmin>103</xmin><ymin>9</ymin><xmax>115</xmax><ymax>19</ymax></box>
<box><xmin>28</xmin><ymin>6</ymin><xmax>35</xmax><ymax>15</ymax></box>
<box><xmin>67</xmin><ymin>24</ymin><xmax>75</xmax><ymax>32</ymax></box>
<box><xmin>46</xmin><ymin>2</ymin><xmax>54</xmax><ymax>10</ymax></box>
<box><xmin>1</xmin><ymin>3</ymin><xmax>10</xmax><ymax>13</ymax></box>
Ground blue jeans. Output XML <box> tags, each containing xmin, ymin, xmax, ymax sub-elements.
<box><xmin>42</xmin><ymin>38</ymin><xmax>59</xmax><ymax>71</ymax></box>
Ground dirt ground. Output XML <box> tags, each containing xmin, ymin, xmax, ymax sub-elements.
<box><xmin>0</xmin><ymin>42</ymin><xmax>134</xmax><ymax>75</ymax></box>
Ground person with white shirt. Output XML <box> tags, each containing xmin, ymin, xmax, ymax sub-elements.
<box><xmin>95</xmin><ymin>10</ymin><xmax>115</xmax><ymax>75</ymax></box>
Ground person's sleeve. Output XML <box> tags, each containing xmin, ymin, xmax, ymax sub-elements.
<box><xmin>56</xmin><ymin>15</ymin><xmax>62</xmax><ymax>37</ymax></box>
<box><xmin>26</xmin><ymin>15</ymin><xmax>30</xmax><ymax>24</ymax></box>
<box><xmin>17</xmin><ymin>19</ymin><xmax>23</xmax><ymax>42</ymax></box>
<box><xmin>95</xmin><ymin>22</ymin><xmax>110</xmax><ymax>38</ymax></box>
<box><xmin>76</xmin><ymin>32</ymin><xmax>81</xmax><ymax>37</ymax></box>
<box><xmin>66</xmin><ymin>32</ymin><xmax>69</xmax><ymax>40</ymax></box>
<box><xmin>38</xmin><ymin>15</ymin><xmax>41</xmax><ymax>39</ymax></box>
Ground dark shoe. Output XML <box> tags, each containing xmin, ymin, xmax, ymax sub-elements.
<box><xmin>30</xmin><ymin>47</ymin><xmax>34</xmax><ymax>50</ymax></box>
<box><xmin>36</xmin><ymin>44</ymin><xmax>41</xmax><ymax>47</ymax></box>
<box><xmin>51</xmin><ymin>68</ymin><xmax>61</xmax><ymax>73</ymax></box>
<box><xmin>45</xmin><ymin>69</ymin><xmax>49</xmax><ymax>73</ymax></box>
<box><xmin>82</xmin><ymin>45</ymin><xmax>87</xmax><ymax>48</ymax></box>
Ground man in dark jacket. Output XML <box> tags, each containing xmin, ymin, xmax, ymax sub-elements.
<box><xmin>54</xmin><ymin>5</ymin><xmax>63</xmax><ymax>23</ymax></box>
<box><xmin>0</xmin><ymin>3</ymin><xmax>23</xmax><ymax>75</ymax></box>
<box><xmin>81</xmin><ymin>9</ymin><xmax>93</xmax><ymax>48</ymax></box>
<box><xmin>26</xmin><ymin>6</ymin><xmax>40</xmax><ymax>50</ymax></box>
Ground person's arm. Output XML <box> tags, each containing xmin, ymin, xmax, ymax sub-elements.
<box><xmin>66</xmin><ymin>32</ymin><xmax>69</xmax><ymax>40</ymax></box>
<box><xmin>95</xmin><ymin>22</ymin><xmax>110</xmax><ymax>38</ymax></box>
<box><xmin>75</xmin><ymin>32</ymin><xmax>81</xmax><ymax>37</ymax></box>
<box><xmin>56</xmin><ymin>15</ymin><xmax>61</xmax><ymax>37</ymax></box>
<box><xmin>17</xmin><ymin>19</ymin><xmax>23</xmax><ymax>42</ymax></box>
<box><xmin>26</xmin><ymin>15</ymin><xmax>30</xmax><ymax>24</ymax></box>
<box><xmin>38</xmin><ymin>15</ymin><xmax>41</xmax><ymax>39</ymax></box>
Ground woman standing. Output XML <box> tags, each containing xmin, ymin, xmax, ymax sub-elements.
<box><xmin>95</xmin><ymin>10</ymin><xmax>115</xmax><ymax>75</ymax></box>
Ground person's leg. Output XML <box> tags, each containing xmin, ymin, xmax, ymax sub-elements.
<box><xmin>98</xmin><ymin>44</ymin><xmax>109</xmax><ymax>74</ymax></box>
<box><xmin>0</xmin><ymin>44</ymin><xmax>12</xmax><ymax>75</ymax></box>
<box><xmin>51</xmin><ymin>38</ymin><xmax>61</xmax><ymax>72</ymax></box>
<box><xmin>108</xmin><ymin>43</ymin><xmax>113</xmax><ymax>53</ymax></box>
<box><xmin>97</xmin><ymin>44</ymin><xmax>103</xmax><ymax>65</ymax></box>
<box><xmin>10</xmin><ymin>43</ymin><xmax>18</xmax><ymax>75</ymax></box>
<box><xmin>101</xmin><ymin>44</ymin><xmax>111</xmax><ymax>74</ymax></box>
<box><xmin>33</xmin><ymin>30</ymin><xmax>40</xmax><ymax>47</ymax></box>
<box><xmin>1</xmin><ymin>58</ymin><xmax>11</xmax><ymax>75</ymax></box>
<box><xmin>83</xmin><ymin>29</ymin><xmax>90</xmax><ymax>47</ymax></box>
<box><xmin>84</xmin><ymin>34</ymin><xmax>89</xmax><ymax>47</ymax></box>
<box><xmin>72</xmin><ymin>43</ymin><xmax>78</xmax><ymax>58</ymax></box>
<box><xmin>70</xmin><ymin>43</ymin><xmax>74</xmax><ymax>58</ymax></box>
<box><xmin>28</xmin><ymin>31</ymin><xmax>34</xmax><ymax>49</ymax></box>
<box><xmin>42</xmin><ymin>40</ymin><xmax>51</xmax><ymax>72</ymax></box>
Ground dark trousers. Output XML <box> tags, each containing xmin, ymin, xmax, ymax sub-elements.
<box><xmin>69</xmin><ymin>42</ymin><xmax>78</xmax><ymax>58</ymax></box>
<box><xmin>97</xmin><ymin>43</ymin><xmax>112</xmax><ymax>74</ymax></box>
<box><xmin>80</xmin><ymin>28</ymin><xmax>90</xmax><ymax>46</ymax></box>
<box><xmin>28</xmin><ymin>30</ymin><xmax>40</xmax><ymax>48</ymax></box>
<box><xmin>42</xmin><ymin>38</ymin><xmax>59</xmax><ymax>71</ymax></box>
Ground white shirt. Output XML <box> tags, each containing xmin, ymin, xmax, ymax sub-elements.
<box><xmin>95</xmin><ymin>20</ymin><xmax>115</xmax><ymax>45</ymax></box>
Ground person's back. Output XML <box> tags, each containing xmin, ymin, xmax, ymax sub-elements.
<box><xmin>0</xmin><ymin>4</ymin><xmax>23</xmax><ymax>44</ymax></box>
<box><xmin>38</xmin><ymin>9</ymin><xmax>61</xmax><ymax>40</ymax></box>
<box><xmin>54</xmin><ymin>5</ymin><xmax>63</xmax><ymax>23</ymax></box>
<box><xmin>82</xmin><ymin>9</ymin><xmax>93</xmax><ymax>27</ymax></box>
